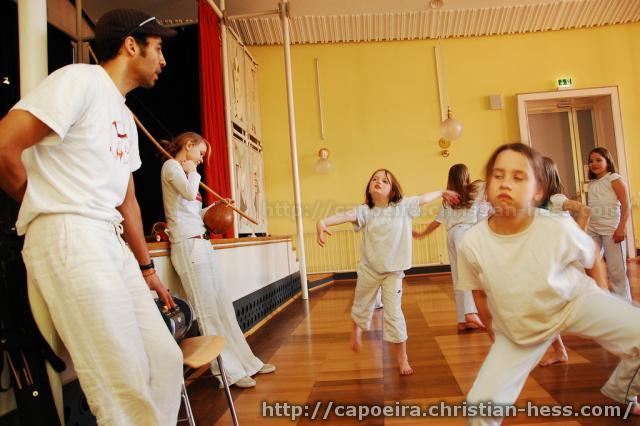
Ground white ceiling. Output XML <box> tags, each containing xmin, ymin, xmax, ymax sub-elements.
<box><xmin>81</xmin><ymin>0</ymin><xmax>640</xmax><ymax>44</ymax></box>
<box><xmin>225</xmin><ymin>0</ymin><xmax>581</xmax><ymax>16</ymax></box>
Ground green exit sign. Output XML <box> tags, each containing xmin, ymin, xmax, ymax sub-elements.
<box><xmin>557</xmin><ymin>77</ymin><xmax>573</xmax><ymax>89</ymax></box>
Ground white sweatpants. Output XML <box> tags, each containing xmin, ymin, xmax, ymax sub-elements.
<box><xmin>170</xmin><ymin>238</ymin><xmax>263</xmax><ymax>385</ymax></box>
<box><xmin>22</xmin><ymin>214</ymin><xmax>183</xmax><ymax>426</ymax></box>
<box><xmin>448</xmin><ymin>224</ymin><xmax>478</xmax><ymax>323</ymax></box>
<box><xmin>589</xmin><ymin>233</ymin><xmax>632</xmax><ymax>302</ymax></box>
<box><xmin>351</xmin><ymin>262</ymin><xmax>407</xmax><ymax>343</ymax></box>
<box><xmin>466</xmin><ymin>289</ymin><xmax>640</xmax><ymax>425</ymax></box>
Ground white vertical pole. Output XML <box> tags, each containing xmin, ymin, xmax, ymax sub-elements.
<box><xmin>434</xmin><ymin>46</ymin><xmax>448</xmax><ymax>122</ymax></box>
<box><xmin>280</xmin><ymin>0</ymin><xmax>309</xmax><ymax>299</ymax></box>
<box><xmin>18</xmin><ymin>0</ymin><xmax>48</xmax><ymax>95</ymax></box>
<box><xmin>315</xmin><ymin>58</ymin><xmax>326</xmax><ymax>140</ymax></box>
<box><xmin>17</xmin><ymin>2</ymin><xmax>62</xmax><ymax>422</ymax></box>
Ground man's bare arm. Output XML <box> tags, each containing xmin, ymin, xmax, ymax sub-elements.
<box><xmin>117</xmin><ymin>175</ymin><xmax>176</xmax><ymax>308</ymax></box>
<box><xmin>0</xmin><ymin>110</ymin><xmax>52</xmax><ymax>201</ymax></box>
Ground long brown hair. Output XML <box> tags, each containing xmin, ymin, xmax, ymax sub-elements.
<box><xmin>484</xmin><ymin>143</ymin><xmax>547</xmax><ymax>206</ymax></box>
<box><xmin>446</xmin><ymin>164</ymin><xmax>476</xmax><ymax>209</ymax></box>
<box><xmin>160</xmin><ymin>132</ymin><xmax>211</xmax><ymax>163</ymax></box>
<box><xmin>588</xmin><ymin>147</ymin><xmax>616</xmax><ymax>179</ymax></box>
<box><xmin>540</xmin><ymin>156</ymin><xmax>564</xmax><ymax>207</ymax></box>
<box><xmin>364</xmin><ymin>169</ymin><xmax>403</xmax><ymax>208</ymax></box>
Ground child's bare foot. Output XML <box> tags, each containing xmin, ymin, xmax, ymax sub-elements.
<box><xmin>394</xmin><ymin>341</ymin><xmax>413</xmax><ymax>375</ymax></box>
<box><xmin>398</xmin><ymin>357</ymin><xmax>413</xmax><ymax>376</ymax></box>
<box><xmin>539</xmin><ymin>351</ymin><xmax>568</xmax><ymax>367</ymax></box>
<box><xmin>464</xmin><ymin>313</ymin><xmax>485</xmax><ymax>329</ymax></box>
<box><xmin>350</xmin><ymin>322</ymin><xmax>362</xmax><ymax>352</ymax></box>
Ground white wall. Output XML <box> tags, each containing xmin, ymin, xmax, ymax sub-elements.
<box><xmin>151</xmin><ymin>238</ymin><xmax>299</xmax><ymax>302</ymax></box>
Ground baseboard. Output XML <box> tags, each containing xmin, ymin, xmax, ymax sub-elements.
<box><xmin>334</xmin><ymin>264</ymin><xmax>451</xmax><ymax>281</ymax></box>
<box><xmin>308</xmin><ymin>274</ymin><xmax>335</xmax><ymax>289</ymax></box>
<box><xmin>408</xmin><ymin>264</ymin><xmax>451</xmax><ymax>275</ymax></box>
<box><xmin>334</xmin><ymin>271</ymin><xmax>357</xmax><ymax>280</ymax></box>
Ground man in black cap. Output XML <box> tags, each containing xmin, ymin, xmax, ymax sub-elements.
<box><xmin>0</xmin><ymin>8</ymin><xmax>183</xmax><ymax>425</ymax></box>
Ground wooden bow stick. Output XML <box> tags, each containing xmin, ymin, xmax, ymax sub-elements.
<box><xmin>133</xmin><ymin>115</ymin><xmax>258</xmax><ymax>224</ymax></box>
<box><xmin>88</xmin><ymin>46</ymin><xmax>258</xmax><ymax>225</ymax></box>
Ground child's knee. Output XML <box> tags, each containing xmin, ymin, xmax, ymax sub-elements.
<box><xmin>351</xmin><ymin>312</ymin><xmax>371</xmax><ymax>331</ymax></box>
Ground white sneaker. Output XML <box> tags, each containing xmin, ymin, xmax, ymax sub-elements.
<box><xmin>258</xmin><ymin>363</ymin><xmax>276</xmax><ymax>374</ymax></box>
<box><xmin>233</xmin><ymin>376</ymin><xmax>256</xmax><ymax>388</ymax></box>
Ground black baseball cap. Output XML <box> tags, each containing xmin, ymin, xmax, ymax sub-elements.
<box><xmin>94</xmin><ymin>8</ymin><xmax>177</xmax><ymax>45</ymax></box>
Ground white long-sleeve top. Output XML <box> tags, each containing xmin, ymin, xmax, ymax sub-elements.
<box><xmin>434</xmin><ymin>182</ymin><xmax>491</xmax><ymax>230</ymax></box>
<box><xmin>161</xmin><ymin>159</ymin><xmax>208</xmax><ymax>243</ymax></box>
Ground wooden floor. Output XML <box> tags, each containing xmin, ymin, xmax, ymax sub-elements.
<box><xmin>184</xmin><ymin>264</ymin><xmax>640</xmax><ymax>425</ymax></box>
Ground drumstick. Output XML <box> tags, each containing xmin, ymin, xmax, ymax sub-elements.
<box><xmin>20</xmin><ymin>351</ymin><xmax>33</xmax><ymax>385</ymax></box>
<box><xmin>132</xmin><ymin>115</ymin><xmax>258</xmax><ymax>224</ymax></box>
<box><xmin>6</xmin><ymin>354</ymin><xmax>22</xmax><ymax>389</ymax></box>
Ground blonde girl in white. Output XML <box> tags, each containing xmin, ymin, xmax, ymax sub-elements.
<box><xmin>161</xmin><ymin>132</ymin><xmax>275</xmax><ymax>389</ymax></box>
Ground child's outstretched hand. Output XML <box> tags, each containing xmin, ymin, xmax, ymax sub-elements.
<box><xmin>412</xmin><ymin>229</ymin><xmax>424</xmax><ymax>239</ymax></box>
<box><xmin>443</xmin><ymin>190</ymin><xmax>460</xmax><ymax>206</ymax></box>
<box><xmin>316</xmin><ymin>220</ymin><xmax>332</xmax><ymax>247</ymax></box>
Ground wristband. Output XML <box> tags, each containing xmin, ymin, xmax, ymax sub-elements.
<box><xmin>140</xmin><ymin>260</ymin><xmax>155</xmax><ymax>271</ymax></box>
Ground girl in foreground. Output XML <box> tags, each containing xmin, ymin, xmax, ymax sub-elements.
<box><xmin>456</xmin><ymin>144</ymin><xmax>640</xmax><ymax>425</ymax></box>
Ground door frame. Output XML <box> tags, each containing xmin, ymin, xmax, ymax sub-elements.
<box><xmin>516</xmin><ymin>86</ymin><xmax>635</xmax><ymax>258</ymax></box>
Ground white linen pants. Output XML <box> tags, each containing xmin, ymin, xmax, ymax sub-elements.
<box><xmin>351</xmin><ymin>262</ymin><xmax>407</xmax><ymax>343</ymax></box>
<box><xmin>466</xmin><ymin>289</ymin><xmax>640</xmax><ymax>425</ymax></box>
<box><xmin>448</xmin><ymin>224</ymin><xmax>478</xmax><ymax>323</ymax></box>
<box><xmin>170</xmin><ymin>238</ymin><xmax>263</xmax><ymax>385</ymax></box>
<box><xmin>589</xmin><ymin>233</ymin><xmax>632</xmax><ymax>302</ymax></box>
<box><xmin>22</xmin><ymin>214</ymin><xmax>183</xmax><ymax>426</ymax></box>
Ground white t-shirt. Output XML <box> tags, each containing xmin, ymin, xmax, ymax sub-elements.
<box><xmin>12</xmin><ymin>64</ymin><xmax>141</xmax><ymax>235</ymax></box>
<box><xmin>161</xmin><ymin>159</ymin><xmax>207</xmax><ymax>243</ymax></box>
<box><xmin>353</xmin><ymin>196</ymin><xmax>421</xmax><ymax>273</ymax></box>
<box><xmin>588</xmin><ymin>172</ymin><xmax>623</xmax><ymax>235</ymax></box>
<box><xmin>547</xmin><ymin>193</ymin><xmax>570</xmax><ymax>217</ymax></box>
<box><xmin>435</xmin><ymin>182</ymin><xmax>491</xmax><ymax>230</ymax></box>
<box><xmin>456</xmin><ymin>213</ymin><xmax>598</xmax><ymax>345</ymax></box>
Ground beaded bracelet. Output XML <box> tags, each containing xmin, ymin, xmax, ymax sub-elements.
<box><xmin>142</xmin><ymin>269</ymin><xmax>156</xmax><ymax>278</ymax></box>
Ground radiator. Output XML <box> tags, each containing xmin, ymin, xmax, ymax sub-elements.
<box><xmin>302</xmin><ymin>223</ymin><xmax>449</xmax><ymax>273</ymax></box>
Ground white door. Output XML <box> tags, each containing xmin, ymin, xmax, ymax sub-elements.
<box><xmin>517</xmin><ymin>88</ymin><xmax>636</xmax><ymax>258</ymax></box>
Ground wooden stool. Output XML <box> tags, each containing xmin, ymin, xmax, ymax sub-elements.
<box><xmin>179</xmin><ymin>336</ymin><xmax>239</xmax><ymax>426</ymax></box>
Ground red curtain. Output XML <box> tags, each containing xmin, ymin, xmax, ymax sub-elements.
<box><xmin>198</xmin><ymin>0</ymin><xmax>233</xmax><ymax>238</ymax></box>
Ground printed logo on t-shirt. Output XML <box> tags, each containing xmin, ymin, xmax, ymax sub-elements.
<box><xmin>110</xmin><ymin>120</ymin><xmax>130</xmax><ymax>163</ymax></box>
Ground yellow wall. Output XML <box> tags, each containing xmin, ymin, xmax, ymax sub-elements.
<box><xmin>252</xmin><ymin>23</ymin><xmax>640</xmax><ymax>244</ymax></box>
